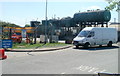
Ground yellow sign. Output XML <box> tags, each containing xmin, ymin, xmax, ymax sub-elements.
<box><xmin>3</xmin><ymin>27</ymin><xmax>35</xmax><ymax>33</ymax></box>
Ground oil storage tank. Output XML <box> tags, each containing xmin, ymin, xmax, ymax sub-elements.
<box><xmin>60</xmin><ymin>17</ymin><xmax>72</xmax><ymax>27</ymax></box>
<box><xmin>60</xmin><ymin>17</ymin><xmax>77</xmax><ymax>27</ymax></box>
<box><xmin>73</xmin><ymin>10</ymin><xmax>111</xmax><ymax>24</ymax></box>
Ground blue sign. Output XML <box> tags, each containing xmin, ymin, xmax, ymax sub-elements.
<box><xmin>22</xmin><ymin>29</ymin><xmax>26</xmax><ymax>38</ymax></box>
<box><xmin>2</xmin><ymin>39</ymin><xmax>13</xmax><ymax>48</ymax></box>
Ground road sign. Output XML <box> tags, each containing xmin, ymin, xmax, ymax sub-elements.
<box><xmin>2</xmin><ymin>39</ymin><xmax>12</xmax><ymax>48</ymax></box>
<box><xmin>22</xmin><ymin>29</ymin><xmax>26</xmax><ymax>38</ymax></box>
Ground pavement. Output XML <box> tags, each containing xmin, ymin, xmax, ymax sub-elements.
<box><xmin>6</xmin><ymin>45</ymin><xmax>73</xmax><ymax>52</ymax></box>
<box><xmin>5</xmin><ymin>41</ymin><xmax>120</xmax><ymax>52</ymax></box>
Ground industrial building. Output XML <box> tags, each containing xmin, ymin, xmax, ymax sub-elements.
<box><xmin>30</xmin><ymin>10</ymin><xmax>113</xmax><ymax>43</ymax></box>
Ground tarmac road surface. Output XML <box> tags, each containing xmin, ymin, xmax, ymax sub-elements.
<box><xmin>2</xmin><ymin>44</ymin><xmax>119</xmax><ymax>74</ymax></box>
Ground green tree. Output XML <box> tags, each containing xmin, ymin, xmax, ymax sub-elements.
<box><xmin>0</xmin><ymin>21</ymin><xmax>20</xmax><ymax>27</ymax></box>
<box><xmin>105</xmin><ymin>0</ymin><xmax>120</xmax><ymax>23</ymax></box>
<box><xmin>25</xmin><ymin>24</ymin><xmax>30</xmax><ymax>27</ymax></box>
<box><xmin>105</xmin><ymin>0</ymin><xmax>120</xmax><ymax>11</ymax></box>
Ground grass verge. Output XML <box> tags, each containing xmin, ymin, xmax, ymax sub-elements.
<box><xmin>12</xmin><ymin>42</ymin><xmax>70</xmax><ymax>49</ymax></box>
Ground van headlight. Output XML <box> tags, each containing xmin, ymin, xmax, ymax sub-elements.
<box><xmin>79</xmin><ymin>40</ymin><xmax>86</xmax><ymax>43</ymax></box>
<box><xmin>79</xmin><ymin>41</ymin><xmax>83</xmax><ymax>43</ymax></box>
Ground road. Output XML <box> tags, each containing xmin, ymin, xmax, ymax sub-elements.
<box><xmin>2</xmin><ymin>44</ymin><xmax>119</xmax><ymax>74</ymax></box>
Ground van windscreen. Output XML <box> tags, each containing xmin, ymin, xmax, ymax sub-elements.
<box><xmin>78</xmin><ymin>31</ymin><xmax>90</xmax><ymax>37</ymax></box>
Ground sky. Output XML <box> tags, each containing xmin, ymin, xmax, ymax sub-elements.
<box><xmin>0</xmin><ymin>0</ymin><xmax>118</xmax><ymax>27</ymax></box>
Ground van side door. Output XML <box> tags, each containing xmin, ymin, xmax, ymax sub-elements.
<box><xmin>93</xmin><ymin>29</ymin><xmax>103</xmax><ymax>45</ymax></box>
<box><xmin>87</xmin><ymin>31</ymin><xmax>95</xmax><ymax>45</ymax></box>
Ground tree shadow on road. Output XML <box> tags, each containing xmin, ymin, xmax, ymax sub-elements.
<box><xmin>73</xmin><ymin>45</ymin><xmax>119</xmax><ymax>51</ymax></box>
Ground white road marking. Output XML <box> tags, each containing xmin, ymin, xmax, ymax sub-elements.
<box><xmin>75</xmin><ymin>65</ymin><xmax>106</xmax><ymax>74</ymax></box>
<box><xmin>61</xmin><ymin>72</ymin><xmax>66</xmax><ymax>74</ymax></box>
<box><xmin>93</xmin><ymin>69</ymin><xmax>106</xmax><ymax>74</ymax></box>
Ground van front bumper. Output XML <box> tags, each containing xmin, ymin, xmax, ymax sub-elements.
<box><xmin>73</xmin><ymin>41</ymin><xmax>85</xmax><ymax>46</ymax></box>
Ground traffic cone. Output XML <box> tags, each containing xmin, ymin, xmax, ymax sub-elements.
<box><xmin>0</xmin><ymin>49</ymin><xmax>7</xmax><ymax>60</ymax></box>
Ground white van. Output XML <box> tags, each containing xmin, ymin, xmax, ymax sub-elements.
<box><xmin>73</xmin><ymin>27</ymin><xmax>118</xmax><ymax>48</ymax></box>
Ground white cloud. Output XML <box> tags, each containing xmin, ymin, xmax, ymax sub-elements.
<box><xmin>0</xmin><ymin>0</ymin><xmax>106</xmax><ymax>2</ymax></box>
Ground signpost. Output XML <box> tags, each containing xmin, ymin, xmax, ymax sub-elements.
<box><xmin>0</xmin><ymin>27</ymin><xmax>13</xmax><ymax>48</ymax></box>
<box><xmin>2</xmin><ymin>39</ymin><xmax>12</xmax><ymax>48</ymax></box>
<box><xmin>0</xmin><ymin>26</ymin><xmax>2</xmax><ymax>76</ymax></box>
<box><xmin>22</xmin><ymin>29</ymin><xmax>26</xmax><ymax>42</ymax></box>
<box><xmin>22</xmin><ymin>29</ymin><xmax>26</xmax><ymax>38</ymax></box>
<box><xmin>0</xmin><ymin>26</ymin><xmax>2</xmax><ymax>39</ymax></box>
<box><xmin>0</xmin><ymin>26</ymin><xmax>2</xmax><ymax>48</ymax></box>
<box><xmin>0</xmin><ymin>27</ymin><xmax>9</xmax><ymax>61</ymax></box>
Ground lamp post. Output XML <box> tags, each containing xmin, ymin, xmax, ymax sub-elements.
<box><xmin>49</xmin><ymin>23</ymin><xmax>53</xmax><ymax>43</ymax></box>
<box><xmin>45</xmin><ymin>0</ymin><xmax>48</xmax><ymax>43</ymax></box>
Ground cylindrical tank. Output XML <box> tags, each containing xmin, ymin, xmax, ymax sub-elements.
<box><xmin>60</xmin><ymin>17</ymin><xmax>77</xmax><ymax>27</ymax></box>
<box><xmin>73</xmin><ymin>10</ymin><xmax>111</xmax><ymax>23</ymax></box>
<box><xmin>30</xmin><ymin>21</ymin><xmax>40</xmax><ymax>27</ymax></box>
<box><xmin>60</xmin><ymin>17</ymin><xmax>72</xmax><ymax>27</ymax></box>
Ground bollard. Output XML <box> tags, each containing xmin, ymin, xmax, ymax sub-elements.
<box><xmin>0</xmin><ymin>49</ymin><xmax>7</xmax><ymax>60</ymax></box>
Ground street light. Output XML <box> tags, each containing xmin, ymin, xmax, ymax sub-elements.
<box><xmin>49</xmin><ymin>23</ymin><xmax>53</xmax><ymax>43</ymax></box>
<box><xmin>45</xmin><ymin>0</ymin><xmax>48</xmax><ymax>43</ymax></box>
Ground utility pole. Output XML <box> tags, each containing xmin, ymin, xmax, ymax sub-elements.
<box><xmin>34</xmin><ymin>18</ymin><xmax>38</xmax><ymax>44</ymax></box>
<box><xmin>45</xmin><ymin>0</ymin><xmax>48</xmax><ymax>43</ymax></box>
<box><xmin>49</xmin><ymin>23</ymin><xmax>53</xmax><ymax>43</ymax></box>
<box><xmin>32</xmin><ymin>23</ymin><xmax>36</xmax><ymax>44</ymax></box>
<box><xmin>9</xmin><ymin>28</ymin><xmax>12</xmax><ymax>39</ymax></box>
<box><xmin>0</xmin><ymin>26</ymin><xmax>2</xmax><ymax>48</ymax></box>
<box><xmin>0</xmin><ymin>26</ymin><xmax>2</xmax><ymax>39</ymax></box>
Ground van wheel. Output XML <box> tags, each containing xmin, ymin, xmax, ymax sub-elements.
<box><xmin>76</xmin><ymin>46</ymin><xmax>79</xmax><ymax>49</ymax></box>
<box><xmin>84</xmin><ymin>43</ymin><xmax>90</xmax><ymax>49</ymax></box>
<box><xmin>107</xmin><ymin>41</ymin><xmax>112</xmax><ymax>47</ymax></box>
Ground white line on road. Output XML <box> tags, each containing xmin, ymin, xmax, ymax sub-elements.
<box><xmin>74</xmin><ymin>65</ymin><xmax>106</xmax><ymax>74</ymax></box>
<box><xmin>61</xmin><ymin>72</ymin><xmax>66</xmax><ymax>74</ymax></box>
